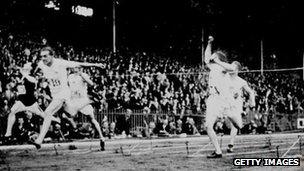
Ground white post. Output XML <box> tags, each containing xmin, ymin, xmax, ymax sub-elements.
<box><xmin>261</xmin><ymin>40</ymin><xmax>264</xmax><ymax>76</ymax></box>
<box><xmin>113</xmin><ymin>0</ymin><xmax>116</xmax><ymax>53</ymax></box>
<box><xmin>201</xmin><ymin>28</ymin><xmax>205</xmax><ymax>69</ymax></box>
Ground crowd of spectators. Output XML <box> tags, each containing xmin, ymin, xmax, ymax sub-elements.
<box><xmin>1</xmin><ymin>29</ymin><xmax>304</xmax><ymax>144</ymax></box>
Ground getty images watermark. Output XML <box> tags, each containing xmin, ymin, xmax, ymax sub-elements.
<box><xmin>233</xmin><ymin>158</ymin><xmax>300</xmax><ymax>166</ymax></box>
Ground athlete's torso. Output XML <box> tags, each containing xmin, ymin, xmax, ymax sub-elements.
<box><xmin>68</xmin><ymin>73</ymin><xmax>88</xmax><ymax>98</ymax></box>
<box><xmin>228</xmin><ymin>76</ymin><xmax>247</xmax><ymax>103</ymax></box>
<box><xmin>16</xmin><ymin>77</ymin><xmax>36</xmax><ymax>106</ymax></box>
<box><xmin>38</xmin><ymin>59</ymin><xmax>69</xmax><ymax>95</ymax></box>
<box><xmin>207</xmin><ymin>63</ymin><xmax>229</xmax><ymax>96</ymax></box>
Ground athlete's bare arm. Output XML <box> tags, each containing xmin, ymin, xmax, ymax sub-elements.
<box><xmin>80</xmin><ymin>72</ymin><xmax>94</xmax><ymax>86</ymax></box>
<box><xmin>213</xmin><ymin>57</ymin><xmax>236</xmax><ymax>71</ymax></box>
<box><xmin>23</xmin><ymin>74</ymin><xmax>38</xmax><ymax>84</ymax></box>
<box><xmin>19</xmin><ymin>67</ymin><xmax>38</xmax><ymax>84</ymax></box>
<box><xmin>204</xmin><ymin>36</ymin><xmax>214</xmax><ymax>65</ymax></box>
<box><xmin>204</xmin><ymin>36</ymin><xmax>235</xmax><ymax>71</ymax></box>
<box><xmin>243</xmin><ymin>83</ymin><xmax>256</xmax><ymax>107</ymax></box>
<box><xmin>64</xmin><ymin>60</ymin><xmax>105</xmax><ymax>69</ymax></box>
<box><xmin>33</xmin><ymin>65</ymin><xmax>43</xmax><ymax>77</ymax></box>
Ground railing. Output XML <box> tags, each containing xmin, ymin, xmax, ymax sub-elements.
<box><xmin>77</xmin><ymin>109</ymin><xmax>304</xmax><ymax>134</ymax></box>
<box><xmin>78</xmin><ymin>109</ymin><xmax>205</xmax><ymax>134</ymax></box>
<box><xmin>1</xmin><ymin>109</ymin><xmax>302</xmax><ymax>137</ymax></box>
<box><xmin>242</xmin><ymin>110</ymin><xmax>304</xmax><ymax>132</ymax></box>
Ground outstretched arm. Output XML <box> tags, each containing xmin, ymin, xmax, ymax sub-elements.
<box><xmin>63</xmin><ymin>60</ymin><xmax>105</xmax><ymax>69</ymax></box>
<box><xmin>18</xmin><ymin>67</ymin><xmax>38</xmax><ymax>84</ymax></box>
<box><xmin>80</xmin><ymin>72</ymin><xmax>94</xmax><ymax>86</ymax></box>
<box><xmin>79</xmin><ymin>61</ymin><xmax>105</xmax><ymax>68</ymax></box>
<box><xmin>22</xmin><ymin>73</ymin><xmax>38</xmax><ymax>84</ymax></box>
<box><xmin>204</xmin><ymin>36</ymin><xmax>214</xmax><ymax>65</ymax></box>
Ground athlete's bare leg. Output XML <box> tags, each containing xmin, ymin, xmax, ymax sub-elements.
<box><xmin>205</xmin><ymin>97</ymin><xmax>222</xmax><ymax>155</ymax></box>
<box><xmin>227</xmin><ymin>110</ymin><xmax>243</xmax><ymax>152</ymax></box>
<box><xmin>82</xmin><ymin>105</ymin><xmax>105</xmax><ymax>150</ymax></box>
<box><xmin>26</xmin><ymin>103</ymin><xmax>61</xmax><ymax>123</ymax></box>
<box><xmin>65</xmin><ymin>116</ymin><xmax>77</xmax><ymax>129</ymax></box>
<box><xmin>5</xmin><ymin>101</ymin><xmax>25</xmax><ymax>137</ymax></box>
<box><xmin>89</xmin><ymin>114</ymin><xmax>104</xmax><ymax>140</ymax></box>
<box><xmin>34</xmin><ymin>99</ymin><xmax>64</xmax><ymax>145</ymax></box>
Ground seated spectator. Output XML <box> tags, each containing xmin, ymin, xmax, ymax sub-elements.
<box><xmin>77</xmin><ymin>123</ymin><xmax>94</xmax><ymax>139</ymax></box>
<box><xmin>183</xmin><ymin>117</ymin><xmax>199</xmax><ymax>135</ymax></box>
<box><xmin>154</xmin><ymin>115</ymin><xmax>169</xmax><ymax>136</ymax></box>
<box><xmin>115</xmin><ymin>109</ymin><xmax>131</xmax><ymax>137</ymax></box>
<box><xmin>176</xmin><ymin>118</ymin><xmax>183</xmax><ymax>134</ymax></box>
<box><xmin>12</xmin><ymin>116</ymin><xmax>29</xmax><ymax>144</ymax></box>
<box><xmin>1</xmin><ymin>29</ymin><xmax>304</xmax><ymax>143</ymax></box>
<box><xmin>109</xmin><ymin>122</ymin><xmax>116</xmax><ymax>138</ymax></box>
<box><xmin>241</xmin><ymin>120</ymin><xmax>257</xmax><ymax>134</ymax></box>
<box><xmin>166</xmin><ymin>121</ymin><xmax>177</xmax><ymax>135</ymax></box>
<box><xmin>101</xmin><ymin>116</ymin><xmax>109</xmax><ymax>137</ymax></box>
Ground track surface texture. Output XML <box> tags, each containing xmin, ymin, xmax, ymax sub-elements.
<box><xmin>1</xmin><ymin>132</ymin><xmax>304</xmax><ymax>170</ymax></box>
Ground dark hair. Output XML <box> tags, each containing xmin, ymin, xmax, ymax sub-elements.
<box><xmin>214</xmin><ymin>51</ymin><xmax>227</xmax><ymax>62</ymax></box>
<box><xmin>40</xmin><ymin>46</ymin><xmax>55</xmax><ymax>56</ymax></box>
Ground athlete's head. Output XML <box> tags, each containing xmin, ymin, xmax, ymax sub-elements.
<box><xmin>230</xmin><ymin>61</ymin><xmax>242</xmax><ymax>75</ymax></box>
<box><xmin>72</xmin><ymin>66</ymin><xmax>81</xmax><ymax>74</ymax></box>
<box><xmin>213</xmin><ymin>50</ymin><xmax>228</xmax><ymax>62</ymax></box>
<box><xmin>232</xmin><ymin>61</ymin><xmax>242</xmax><ymax>71</ymax></box>
<box><xmin>40</xmin><ymin>46</ymin><xmax>55</xmax><ymax>66</ymax></box>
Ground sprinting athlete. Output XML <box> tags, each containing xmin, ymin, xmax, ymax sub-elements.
<box><xmin>29</xmin><ymin>46</ymin><xmax>104</xmax><ymax>149</ymax></box>
<box><xmin>226</xmin><ymin>61</ymin><xmax>255</xmax><ymax>153</ymax></box>
<box><xmin>65</xmin><ymin>67</ymin><xmax>105</xmax><ymax>151</ymax></box>
<box><xmin>204</xmin><ymin>36</ymin><xmax>237</xmax><ymax>158</ymax></box>
<box><xmin>3</xmin><ymin>63</ymin><xmax>59</xmax><ymax>144</ymax></box>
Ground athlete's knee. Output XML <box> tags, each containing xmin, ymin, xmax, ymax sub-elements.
<box><xmin>8</xmin><ymin>110</ymin><xmax>17</xmax><ymax>117</ymax></box>
<box><xmin>82</xmin><ymin>106</ymin><xmax>94</xmax><ymax>117</ymax></box>
<box><xmin>44</xmin><ymin>113</ymin><xmax>53</xmax><ymax>120</ymax></box>
<box><xmin>46</xmin><ymin>103</ymin><xmax>63</xmax><ymax>116</ymax></box>
<box><xmin>236</xmin><ymin>122</ymin><xmax>243</xmax><ymax>129</ymax></box>
<box><xmin>235</xmin><ymin>116</ymin><xmax>243</xmax><ymax>129</ymax></box>
<box><xmin>205</xmin><ymin>114</ymin><xmax>216</xmax><ymax>127</ymax></box>
<box><xmin>231</xmin><ymin>120</ymin><xmax>243</xmax><ymax>130</ymax></box>
<box><xmin>89</xmin><ymin>114</ymin><xmax>97</xmax><ymax>122</ymax></box>
<box><xmin>86</xmin><ymin>105</ymin><xmax>94</xmax><ymax>113</ymax></box>
<box><xmin>91</xmin><ymin>118</ymin><xmax>99</xmax><ymax>125</ymax></box>
<box><xmin>205</xmin><ymin>121</ymin><xmax>214</xmax><ymax>131</ymax></box>
<box><xmin>11</xmin><ymin>102</ymin><xmax>23</xmax><ymax>113</ymax></box>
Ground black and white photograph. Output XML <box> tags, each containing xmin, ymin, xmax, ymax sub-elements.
<box><xmin>1</xmin><ymin>0</ymin><xmax>304</xmax><ymax>170</ymax></box>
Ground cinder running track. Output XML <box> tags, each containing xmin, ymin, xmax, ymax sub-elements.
<box><xmin>1</xmin><ymin>132</ymin><xmax>304</xmax><ymax>170</ymax></box>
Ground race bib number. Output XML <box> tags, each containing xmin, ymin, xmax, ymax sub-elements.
<box><xmin>50</xmin><ymin>79</ymin><xmax>61</xmax><ymax>87</ymax></box>
<box><xmin>17</xmin><ymin>85</ymin><xmax>26</xmax><ymax>95</ymax></box>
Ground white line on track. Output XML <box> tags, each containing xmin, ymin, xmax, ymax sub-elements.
<box><xmin>1</xmin><ymin>132</ymin><xmax>303</xmax><ymax>152</ymax></box>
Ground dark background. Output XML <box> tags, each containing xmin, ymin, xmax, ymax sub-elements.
<box><xmin>0</xmin><ymin>0</ymin><xmax>303</xmax><ymax>67</ymax></box>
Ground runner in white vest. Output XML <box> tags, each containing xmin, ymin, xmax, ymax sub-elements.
<box><xmin>226</xmin><ymin>61</ymin><xmax>255</xmax><ymax>153</ymax></box>
<box><xmin>66</xmin><ymin>67</ymin><xmax>105</xmax><ymax>151</ymax></box>
<box><xmin>29</xmin><ymin>46</ymin><xmax>105</xmax><ymax>150</ymax></box>
<box><xmin>204</xmin><ymin>36</ymin><xmax>237</xmax><ymax>158</ymax></box>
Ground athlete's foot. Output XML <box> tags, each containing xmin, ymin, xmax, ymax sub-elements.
<box><xmin>207</xmin><ymin>151</ymin><xmax>222</xmax><ymax>158</ymax></box>
<box><xmin>100</xmin><ymin>139</ymin><xmax>105</xmax><ymax>151</ymax></box>
<box><xmin>28</xmin><ymin>140</ymin><xmax>41</xmax><ymax>150</ymax></box>
<box><xmin>227</xmin><ymin>144</ymin><xmax>234</xmax><ymax>153</ymax></box>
